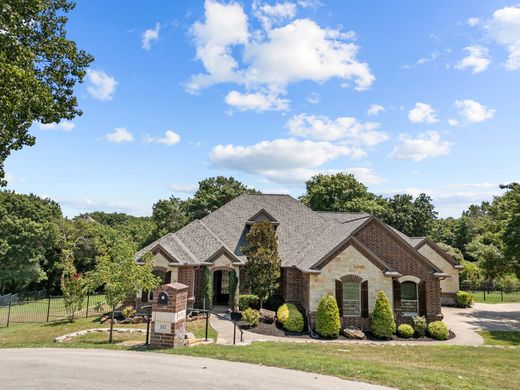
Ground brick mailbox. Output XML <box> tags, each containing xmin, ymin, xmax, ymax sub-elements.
<box><xmin>150</xmin><ymin>282</ymin><xmax>188</xmax><ymax>348</ymax></box>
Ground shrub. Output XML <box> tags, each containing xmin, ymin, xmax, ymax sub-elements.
<box><xmin>201</xmin><ymin>267</ymin><xmax>212</xmax><ymax>309</ymax></box>
<box><xmin>397</xmin><ymin>324</ymin><xmax>414</xmax><ymax>338</ymax></box>
<box><xmin>315</xmin><ymin>294</ymin><xmax>341</xmax><ymax>338</ymax></box>
<box><xmin>265</xmin><ymin>294</ymin><xmax>285</xmax><ymax>311</ymax></box>
<box><xmin>455</xmin><ymin>291</ymin><xmax>473</xmax><ymax>308</ymax></box>
<box><xmin>497</xmin><ymin>273</ymin><xmax>519</xmax><ymax>293</ymax></box>
<box><xmin>428</xmin><ymin>321</ymin><xmax>449</xmax><ymax>340</ymax></box>
<box><xmin>121</xmin><ymin>306</ymin><xmax>135</xmax><ymax>318</ymax></box>
<box><xmin>228</xmin><ymin>270</ymin><xmax>238</xmax><ymax>309</ymax></box>
<box><xmin>239</xmin><ymin>294</ymin><xmax>260</xmax><ymax>311</ymax></box>
<box><xmin>277</xmin><ymin>303</ymin><xmax>304</xmax><ymax>333</ymax></box>
<box><xmin>412</xmin><ymin>315</ymin><xmax>427</xmax><ymax>337</ymax></box>
<box><xmin>371</xmin><ymin>290</ymin><xmax>396</xmax><ymax>339</ymax></box>
<box><xmin>241</xmin><ymin>308</ymin><xmax>260</xmax><ymax>326</ymax></box>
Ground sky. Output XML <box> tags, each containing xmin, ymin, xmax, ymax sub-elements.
<box><xmin>5</xmin><ymin>0</ymin><xmax>520</xmax><ymax>218</ymax></box>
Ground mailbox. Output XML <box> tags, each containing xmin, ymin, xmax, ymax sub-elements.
<box><xmin>158</xmin><ymin>291</ymin><xmax>169</xmax><ymax>305</ymax></box>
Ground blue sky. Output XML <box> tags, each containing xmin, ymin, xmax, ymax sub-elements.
<box><xmin>5</xmin><ymin>0</ymin><xmax>520</xmax><ymax>217</ymax></box>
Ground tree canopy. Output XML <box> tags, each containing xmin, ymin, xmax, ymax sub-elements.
<box><xmin>0</xmin><ymin>0</ymin><xmax>93</xmax><ymax>186</ymax></box>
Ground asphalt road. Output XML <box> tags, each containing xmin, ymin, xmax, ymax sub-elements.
<box><xmin>0</xmin><ymin>348</ymin><xmax>392</xmax><ymax>390</ymax></box>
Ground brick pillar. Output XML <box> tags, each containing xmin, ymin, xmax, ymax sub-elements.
<box><xmin>150</xmin><ymin>282</ymin><xmax>188</xmax><ymax>348</ymax></box>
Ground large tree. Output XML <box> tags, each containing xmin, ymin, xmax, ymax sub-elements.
<box><xmin>0</xmin><ymin>0</ymin><xmax>93</xmax><ymax>186</ymax></box>
<box><xmin>300</xmin><ymin>173</ymin><xmax>388</xmax><ymax>217</ymax></box>
<box><xmin>242</xmin><ymin>221</ymin><xmax>281</xmax><ymax>309</ymax></box>
<box><xmin>151</xmin><ymin>196</ymin><xmax>188</xmax><ymax>238</ymax></box>
<box><xmin>185</xmin><ymin>176</ymin><xmax>259</xmax><ymax>220</ymax></box>
<box><xmin>384</xmin><ymin>193</ymin><xmax>437</xmax><ymax>237</ymax></box>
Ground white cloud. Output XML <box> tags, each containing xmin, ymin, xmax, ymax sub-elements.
<box><xmin>144</xmin><ymin>130</ymin><xmax>181</xmax><ymax>145</ymax></box>
<box><xmin>467</xmin><ymin>17</ymin><xmax>480</xmax><ymax>27</ymax></box>
<box><xmin>168</xmin><ymin>184</ymin><xmax>198</xmax><ymax>194</ymax></box>
<box><xmin>187</xmin><ymin>1</ymin><xmax>374</xmax><ymax>94</ymax></box>
<box><xmin>104</xmin><ymin>128</ymin><xmax>134</xmax><ymax>143</ymax></box>
<box><xmin>455</xmin><ymin>46</ymin><xmax>491</xmax><ymax>74</ymax></box>
<box><xmin>306</xmin><ymin>92</ymin><xmax>320</xmax><ymax>104</ymax></box>
<box><xmin>87</xmin><ymin>70</ymin><xmax>117</xmax><ymax>101</ymax></box>
<box><xmin>408</xmin><ymin>102</ymin><xmax>438</xmax><ymax>124</ymax></box>
<box><xmin>37</xmin><ymin>120</ymin><xmax>75</xmax><ymax>131</ymax></box>
<box><xmin>287</xmin><ymin>113</ymin><xmax>388</xmax><ymax>146</ymax></box>
<box><xmin>454</xmin><ymin>99</ymin><xmax>495</xmax><ymax>122</ymax></box>
<box><xmin>367</xmin><ymin>104</ymin><xmax>385</xmax><ymax>116</ymax></box>
<box><xmin>253</xmin><ymin>1</ymin><xmax>297</xmax><ymax>30</ymax></box>
<box><xmin>402</xmin><ymin>52</ymin><xmax>439</xmax><ymax>69</ymax></box>
<box><xmin>225</xmin><ymin>90</ymin><xmax>289</xmax><ymax>111</ymax></box>
<box><xmin>56</xmin><ymin>197</ymin><xmax>145</xmax><ymax>216</ymax></box>
<box><xmin>389</xmin><ymin>131</ymin><xmax>451</xmax><ymax>161</ymax></box>
<box><xmin>209</xmin><ymin>138</ymin><xmax>363</xmax><ymax>183</ymax></box>
<box><xmin>448</xmin><ymin>118</ymin><xmax>459</xmax><ymax>126</ymax></box>
<box><xmin>487</xmin><ymin>6</ymin><xmax>520</xmax><ymax>70</ymax></box>
<box><xmin>344</xmin><ymin>167</ymin><xmax>385</xmax><ymax>185</ymax></box>
<box><xmin>142</xmin><ymin>23</ymin><xmax>160</xmax><ymax>50</ymax></box>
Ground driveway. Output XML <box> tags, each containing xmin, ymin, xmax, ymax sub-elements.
<box><xmin>442</xmin><ymin>302</ymin><xmax>520</xmax><ymax>345</ymax></box>
<box><xmin>0</xmin><ymin>348</ymin><xmax>392</xmax><ymax>390</ymax></box>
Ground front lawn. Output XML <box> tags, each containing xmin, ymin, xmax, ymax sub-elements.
<box><xmin>478</xmin><ymin>330</ymin><xmax>520</xmax><ymax>346</ymax></box>
<box><xmin>167</xmin><ymin>342</ymin><xmax>519</xmax><ymax>390</ymax></box>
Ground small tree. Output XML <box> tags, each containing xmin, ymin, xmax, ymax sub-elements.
<box><xmin>228</xmin><ymin>269</ymin><xmax>238</xmax><ymax>310</ymax></box>
<box><xmin>371</xmin><ymin>290</ymin><xmax>396</xmax><ymax>339</ymax></box>
<box><xmin>60</xmin><ymin>251</ymin><xmax>86</xmax><ymax>322</ymax></box>
<box><xmin>88</xmin><ymin>234</ymin><xmax>159</xmax><ymax>343</ymax></box>
<box><xmin>315</xmin><ymin>294</ymin><xmax>341</xmax><ymax>338</ymax></box>
<box><xmin>201</xmin><ymin>267</ymin><xmax>212</xmax><ymax>309</ymax></box>
<box><xmin>243</xmin><ymin>221</ymin><xmax>281</xmax><ymax>309</ymax></box>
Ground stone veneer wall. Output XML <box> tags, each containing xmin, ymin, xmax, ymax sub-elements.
<box><xmin>355</xmin><ymin>220</ymin><xmax>442</xmax><ymax>320</ymax></box>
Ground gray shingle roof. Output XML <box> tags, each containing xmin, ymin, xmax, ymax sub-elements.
<box><xmin>136</xmin><ymin>194</ymin><xmax>437</xmax><ymax>272</ymax></box>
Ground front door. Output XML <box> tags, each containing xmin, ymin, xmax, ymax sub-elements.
<box><xmin>212</xmin><ymin>270</ymin><xmax>229</xmax><ymax>306</ymax></box>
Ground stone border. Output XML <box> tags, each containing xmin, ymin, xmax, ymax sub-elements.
<box><xmin>54</xmin><ymin>328</ymin><xmax>147</xmax><ymax>343</ymax></box>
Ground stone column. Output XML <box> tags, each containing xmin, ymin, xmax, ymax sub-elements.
<box><xmin>150</xmin><ymin>282</ymin><xmax>188</xmax><ymax>348</ymax></box>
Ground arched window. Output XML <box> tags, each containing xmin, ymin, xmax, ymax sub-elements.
<box><xmin>343</xmin><ymin>281</ymin><xmax>361</xmax><ymax>317</ymax></box>
<box><xmin>401</xmin><ymin>281</ymin><xmax>418</xmax><ymax>316</ymax></box>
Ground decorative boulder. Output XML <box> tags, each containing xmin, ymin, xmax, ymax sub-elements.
<box><xmin>343</xmin><ymin>328</ymin><xmax>366</xmax><ymax>339</ymax></box>
<box><xmin>260</xmin><ymin>308</ymin><xmax>276</xmax><ymax>324</ymax></box>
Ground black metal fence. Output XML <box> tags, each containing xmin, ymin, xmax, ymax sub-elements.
<box><xmin>461</xmin><ymin>285</ymin><xmax>520</xmax><ymax>303</ymax></box>
<box><xmin>0</xmin><ymin>293</ymin><xmax>109</xmax><ymax>328</ymax></box>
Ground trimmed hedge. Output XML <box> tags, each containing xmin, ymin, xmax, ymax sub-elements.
<box><xmin>455</xmin><ymin>291</ymin><xmax>473</xmax><ymax>308</ymax></box>
<box><xmin>242</xmin><ymin>308</ymin><xmax>260</xmax><ymax>326</ymax></box>
<box><xmin>371</xmin><ymin>290</ymin><xmax>396</xmax><ymax>338</ymax></box>
<box><xmin>277</xmin><ymin>303</ymin><xmax>304</xmax><ymax>333</ymax></box>
<box><xmin>412</xmin><ymin>315</ymin><xmax>427</xmax><ymax>337</ymax></box>
<box><xmin>397</xmin><ymin>324</ymin><xmax>414</xmax><ymax>338</ymax></box>
<box><xmin>315</xmin><ymin>294</ymin><xmax>341</xmax><ymax>338</ymax></box>
<box><xmin>239</xmin><ymin>294</ymin><xmax>260</xmax><ymax>311</ymax></box>
<box><xmin>428</xmin><ymin>321</ymin><xmax>449</xmax><ymax>340</ymax></box>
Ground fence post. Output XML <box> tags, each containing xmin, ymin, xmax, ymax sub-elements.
<box><xmin>483</xmin><ymin>289</ymin><xmax>486</xmax><ymax>302</ymax></box>
<box><xmin>145</xmin><ymin>306</ymin><xmax>151</xmax><ymax>346</ymax></box>
<box><xmin>85</xmin><ymin>291</ymin><xmax>90</xmax><ymax>318</ymax></box>
<box><xmin>501</xmin><ymin>290</ymin><xmax>503</xmax><ymax>302</ymax></box>
<box><xmin>233</xmin><ymin>321</ymin><xmax>236</xmax><ymax>345</ymax></box>
<box><xmin>46</xmin><ymin>296</ymin><xmax>51</xmax><ymax>322</ymax></box>
<box><xmin>6</xmin><ymin>301</ymin><xmax>11</xmax><ymax>327</ymax></box>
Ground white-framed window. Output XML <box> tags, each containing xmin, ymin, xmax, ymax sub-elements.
<box><xmin>401</xmin><ymin>281</ymin><xmax>418</xmax><ymax>316</ymax></box>
<box><xmin>343</xmin><ymin>281</ymin><xmax>361</xmax><ymax>317</ymax></box>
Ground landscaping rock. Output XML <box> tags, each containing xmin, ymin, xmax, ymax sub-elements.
<box><xmin>260</xmin><ymin>309</ymin><xmax>276</xmax><ymax>324</ymax></box>
<box><xmin>343</xmin><ymin>328</ymin><xmax>365</xmax><ymax>339</ymax></box>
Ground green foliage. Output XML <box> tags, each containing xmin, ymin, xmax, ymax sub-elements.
<box><xmin>201</xmin><ymin>267</ymin><xmax>212</xmax><ymax>309</ymax></box>
<box><xmin>241</xmin><ymin>307</ymin><xmax>260</xmax><ymax>326</ymax></box>
<box><xmin>0</xmin><ymin>0</ymin><xmax>93</xmax><ymax>186</ymax></box>
<box><xmin>370</xmin><ymin>291</ymin><xmax>396</xmax><ymax>338</ymax></box>
<box><xmin>239</xmin><ymin>294</ymin><xmax>260</xmax><ymax>311</ymax></box>
<box><xmin>277</xmin><ymin>303</ymin><xmax>304</xmax><ymax>333</ymax></box>
<box><xmin>243</xmin><ymin>221</ymin><xmax>281</xmax><ymax>307</ymax></box>
<box><xmin>459</xmin><ymin>260</ymin><xmax>484</xmax><ymax>290</ymax></box>
<box><xmin>315</xmin><ymin>294</ymin><xmax>341</xmax><ymax>338</ymax></box>
<box><xmin>455</xmin><ymin>291</ymin><xmax>474</xmax><ymax>308</ymax></box>
<box><xmin>121</xmin><ymin>306</ymin><xmax>135</xmax><ymax>319</ymax></box>
<box><xmin>228</xmin><ymin>269</ymin><xmax>238</xmax><ymax>309</ymax></box>
<box><xmin>300</xmin><ymin>173</ymin><xmax>388</xmax><ymax>217</ymax></box>
<box><xmin>428</xmin><ymin>321</ymin><xmax>449</xmax><ymax>340</ymax></box>
<box><xmin>184</xmin><ymin>176</ymin><xmax>259</xmax><ymax>220</ymax></box>
<box><xmin>412</xmin><ymin>315</ymin><xmax>427</xmax><ymax>337</ymax></box>
<box><xmin>265</xmin><ymin>294</ymin><xmax>285</xmax><ymax>311</ymax></box>
<box><xmin>151</xmin><ymin>196</ymin><xmax>188</xmax><ymax>238</ymax></box>
<box><xmin>496</xmin><ymin>273</ymin><xmax>518</xmax><ymax>293</ymax></box>
<box><xmin>397</xmin><ymin>324</ymin><xmax>414</xmax><ymax>338</ymax></box>
<box><xmin>60</xmin><ymin>252</ymin><xmax>86</xmax><ymax>322</ymax></box>
<box><xmin>384</xmin><ymin>193</ymin><xmax>437</xmax><ymax>237</ymax></box>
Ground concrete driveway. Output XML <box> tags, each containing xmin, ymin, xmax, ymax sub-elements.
<box><xmin>442</xmin><ymin>302</ymin><xmax>520</xmax><ymax>345</ymax></box>
<box><xmin>0</xmin><ymin>348</ymin><xmax>392</xmax><ymax>390</ymax></box>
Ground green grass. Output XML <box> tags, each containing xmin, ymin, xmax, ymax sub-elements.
<box><xmin>167</xmin><ymin>342</ymin><xmax>520</xmax><ymax>390</ymax></box>
<box><xmin>478</xmin><ymin>330</ymin><xmax>520</xmax><ymax>346</ymax></box>
<box><xmin>467</xmin><ymin>291</ymin><xmax>520</xmax><ymax>303</ymax></box>
<box><xmin>186</xmin><ymin>317</ymin><xmax>218</xmax><ymax>341</ymax></box>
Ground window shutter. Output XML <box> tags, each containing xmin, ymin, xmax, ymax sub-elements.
<box><xmin>165</xmin><ymin>271</ymin><xmax>172</xmax><ymax>284</ymax></box>
<box><xmin>361</xmin><ymin>280</ymin><xmax>369</xmax><ymax>318</ymax></box>
<box><xmin>335</xmin><ymin>280</ymin><xmax>343</xmax><ymax>316</ymax></box>
<box><xmin>141</xmin><ymin>290</ymin><xmax>148</xmax><ymax>303</ymax></box>
<box><xmin>418</xmin><ymin>281</ymin><xmax>427</xmax><ymax>316</ymax></box>
<box><xmin>393</xmin><ymin>280</ymin><xmax>401</xmax><ymax>310</ymax></box>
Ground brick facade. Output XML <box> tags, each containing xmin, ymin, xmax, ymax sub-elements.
<box><xmin>150</xmin><ymin>283</ymin><xmax>188</xmax><ymax>348</ymax></box>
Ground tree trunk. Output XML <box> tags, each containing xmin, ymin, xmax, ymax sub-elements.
<box><xmin>109</xmin><ymin>307</ymin><xmax>115</xmax><ymax>343</ymax></box>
